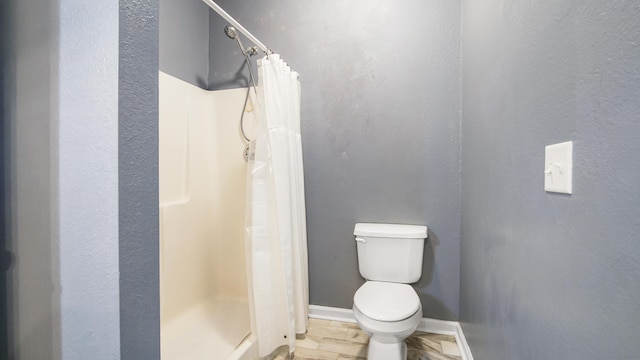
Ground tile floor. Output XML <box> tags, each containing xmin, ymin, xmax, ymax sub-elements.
<box><xmin>270</xmin><ymin>318</ymin><xmax>462</xmax><ymax>360</ymax></box>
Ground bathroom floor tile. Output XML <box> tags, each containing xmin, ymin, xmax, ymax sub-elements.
<box><xmin>345</xmin><ymin>328</ymin><xmax>369</xmax><ymax>344</ymax></box>
<box><xmin>307</xmin><ymin>320</ymin><xmax>350</xmax><ymax>340</ymax></box>
<box><xmin>336</xmin><ymin>354</ymin><xmax>367</xmax><ymax>360</ymax></box>
<box><xmin>406</xmin><ymin>333</ymin><xmax>443</xmax><ymax>353</ymax></box>
<box><xmin>294</xmin><ymin>347</ymin><xmax>340</xmax><ymax>360</ymax></box>
<box><xmin>407</xmin><ymin>349</ymin><xmax>453</xmax><ymax>360</ymax></box>
<box><xmin>270</xmin><ymin>319</ymin><xmax>462</xmax><ymax>360</ymax></box>
<box><xmin>440</xmin><ymin>340</ymin><xmax>461</xmax><ymax>357</ymax></box>
<box><xmin>317</xmin><ymin>337</ymin><xmax>368</xmax><ymax>357</ymax></box>
<box><xmin>296</xmin><ymin>334</ymin><xmax>321</xmax><ymax>350</ymax></box>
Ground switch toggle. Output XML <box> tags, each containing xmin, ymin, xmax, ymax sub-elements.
<box><xmin>544</xmin><ymin>141</ymin><xmax>573</xmax><ymax>194</ymax></box>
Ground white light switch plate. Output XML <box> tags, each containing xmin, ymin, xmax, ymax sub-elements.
<box><xmin>544</xmin><ymin>141</ymin><xmax>573</xmax><ymax>194</ymax></box>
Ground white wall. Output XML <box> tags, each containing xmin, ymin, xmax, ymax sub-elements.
<box><xmin>7</xmin><ymin>0</ymin><xmax>120</xmax><ymax>358</ymax></box>
<box><xmin>58</xmin><ymin>0</ymin><xmax>120</xmax><ymax>358</ymax></box>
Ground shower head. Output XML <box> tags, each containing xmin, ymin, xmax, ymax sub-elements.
<box><xmin>223</xmin><ymin>24</ymin><xmax>258</xmax><ymax>90</ymax></box>
<box><xmin>224</xmin><ymin>25</ymin><xmax>238</xmax><ymax>40</ymax></box>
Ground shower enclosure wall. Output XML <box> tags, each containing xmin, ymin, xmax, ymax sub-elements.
<box><xmin>159</xmin><ymin>71</ymin><xmax>256</xmax><ymax>359</ymax></box>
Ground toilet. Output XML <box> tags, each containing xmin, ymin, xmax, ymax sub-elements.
<box><xmin>352</xmin><ymin>223</ymin><xmax>428</xmax><ymax>360</ymax></box>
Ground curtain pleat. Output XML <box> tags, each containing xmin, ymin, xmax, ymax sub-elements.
<box><xmin>245</xmin><ymin>55</ymin><xmax>308</xmax><ymax>357</ymax></box>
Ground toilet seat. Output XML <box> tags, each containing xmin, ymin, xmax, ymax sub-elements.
<box><xmin>353</xmin><ymin>281</ymin><xmax>421</xmax><ymax>322</ymax></box>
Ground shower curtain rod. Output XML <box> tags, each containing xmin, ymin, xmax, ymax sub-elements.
<box><xmin>201</xmin><ymin>0</ymin><xmax>272</xmax><ymax>55</ymax></box>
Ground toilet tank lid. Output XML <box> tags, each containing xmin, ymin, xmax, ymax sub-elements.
<box><xmin>354</xmin><ymin>223</ymin><xmax>428</xmax><ymax>239</ymax></box>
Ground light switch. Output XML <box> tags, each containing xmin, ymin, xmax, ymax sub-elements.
<box><xmin>544</xmin><ymin>141</ymin><xmax>573</xmax><ymax>194</ymax></box>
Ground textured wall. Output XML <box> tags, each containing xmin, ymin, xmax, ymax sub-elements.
<box><xmin>58</xmin><ymin>0</ymin><xmax>121</xmax><ymax>358</ymax></box>
<box><xmin>209</xmin><ymin>0</ymin><xmax>462</xmax><ymax>319</ymax></box>
<box><xmin>119</xmin><ymin>0</ymin><xmax>161</xmax><ymax>359</ymax></box>
<box><xmin>159</xmin><ymin>0</ymin><xmax>209</xmax><ymax>88</ymax></box>
<box><xmin>460</xmin><ymin>1</ymin><xmax>640</xmax><ymax>359</ymax></box>
<box><xmin>6</xmin><ymin>0</ymin><xmax>123</xmax><ymax>359</ymax></box>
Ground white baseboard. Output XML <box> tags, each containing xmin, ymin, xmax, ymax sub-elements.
<box><xmin>454</xmin><ymin>323</ymin><xmax>474</xmax><ymax>360</ymax></box>
<box><xmin>308</xmin><ymin>304</ymin><xmax>357</xmax><ymax>323</ymax></box>
<box><xmin>416</xmin><ymin>317</ymin><xmax>458</xmax><ymax>334</ymax></box>
<box><xmin>308</xmin><ymin>305</ymin><xmax>473</xmax><ymax>360</ymax></box>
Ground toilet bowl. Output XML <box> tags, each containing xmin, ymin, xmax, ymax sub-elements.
<box><xmin>352</xmin><ymin>223</ymin><xmax>428</xmax><ymax>360</ymax></box>
<box><xmin>353</xmin><ymin>281</ymin><xmax>422</xmax><ymax>360</ymax></box>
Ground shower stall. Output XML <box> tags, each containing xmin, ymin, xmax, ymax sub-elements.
<box><xmin>159</xmin><ymin>71</ymin><xmax>257</xmax><ymax>359</ymax></box>
<box><xmin>159</xmin><ymin>2</ymin><xmax>307</xmax><ymax>359</ymax></box>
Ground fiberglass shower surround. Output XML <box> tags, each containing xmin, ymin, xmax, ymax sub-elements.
<box><xmin>162</xmin><ymin>1</ymin><xmax>310</xmax><ymax>359</ymax></box>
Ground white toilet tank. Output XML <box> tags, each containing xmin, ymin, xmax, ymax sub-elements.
<box><xmin>354</xmin><ymin>223</ymin><xmax>428</xmax><ymax>283</ymax></box>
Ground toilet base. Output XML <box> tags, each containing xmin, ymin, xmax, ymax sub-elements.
<box><xmin>353</xmin><ymin>304</ymin><xmax>422</xmax><ymax>360</ymax></box>
<box><xmin>367</xmin><ymin>337</ymin><xmax>407</xmax><ymax>360</ymax></box>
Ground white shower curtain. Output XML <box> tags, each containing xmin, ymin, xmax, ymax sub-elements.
<box><xmin>246</xmin><ymin>54</ymin><xmax>309</xmax><ymax>357</ymax></box>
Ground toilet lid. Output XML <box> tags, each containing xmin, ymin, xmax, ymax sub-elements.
<box><xmin>354</xmin><ymin>281</ymin><xmax>421</xmax><ymax>322</ymax></box>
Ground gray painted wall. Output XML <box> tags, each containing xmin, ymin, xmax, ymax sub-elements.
<box><xmin>460</xmin><ymin>1</ymin><xmax>640</xmax><ymax>359</ymax></box>
<box><xmin>119</xmin><ymin>0</ymin><xmax>161</xmax><ymax>358</ymax></box>
<box><xmin>159</xmin><ymin>0</ymin><xmax>209</xmax><ymax>88</ymax></box>
<box><xmin>207</xmin><ymin>6</ymin><xmax>256</xmax><ymax>90</ymax></box>
<box><xmin>208</xmin><ymin>0</ymin><xmax>462</xmax><ymax>319</ymax></box>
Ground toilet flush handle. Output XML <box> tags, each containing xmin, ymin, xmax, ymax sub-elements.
<box><xmin>355</xmin><ymin>237</ymin><xmax>367</xmax><ymax>244</ymax></box>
